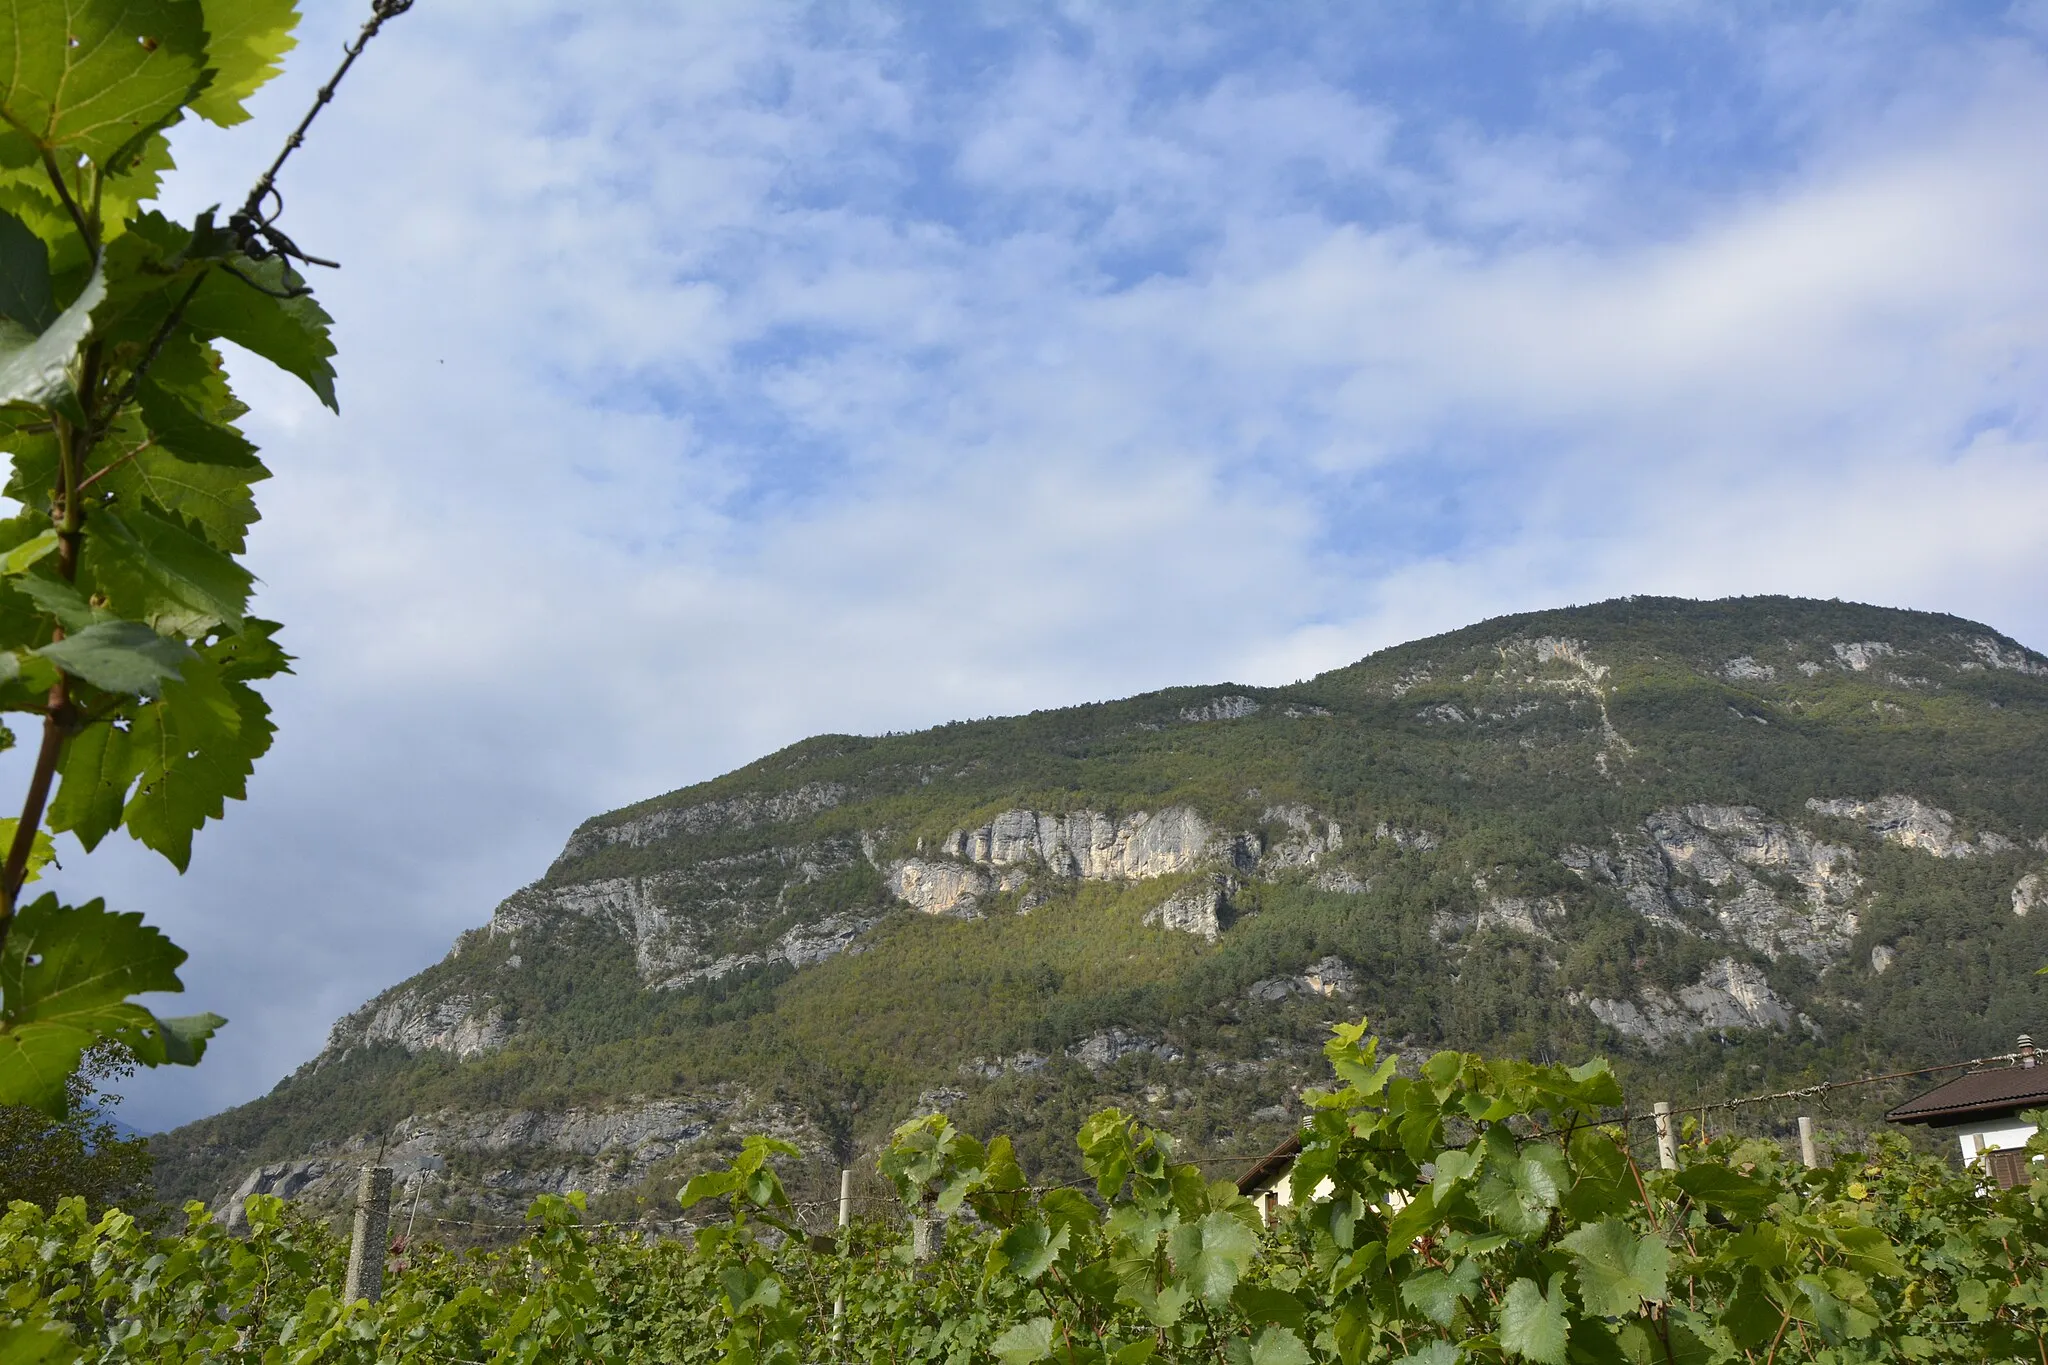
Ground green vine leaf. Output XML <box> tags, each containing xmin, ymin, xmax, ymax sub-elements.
<box><xmin>45</xmin><ymin>717</ymin><xmax>139</xmax><ymax>850</ymax></box>
<box><xmin>0</xmin><ymin>893</ymin><xmax>221</xmax><ymax>1115</ymax></box>
<box><xmin>1476</xmin><ymin>1142</ymin><xmax>1564</xmax><ymax>1237</ymax></box>
<box><xmin>180</xmin><ymin>256</ymin><xmax>337</xmax><ymax>409</ymax></box>
<box><xmin>0</xmin><ymin>0</ymin><xmax>209</xmax><ymax>170</ymax></box>
<box><xmin>0</xmin><ymin>817</ymin><xmax>54</xmax><ymax>883</ymax></box>
<box><xmin>0</xmin><ymin>261</ymin><xmax>105</xmax><ymax>408</ymax></box>
<box><xmin>136</xmin><ymin>378</ymin><xmax>262</xmax><ymax>469</ymax></box>
<box><xmin>1394</xmin><ymin>1344</ymin><xmax>1461</xmax><ymax>1365</ymax></box>
<box><xmin>1248</xmin><ymin>1325</ymin><xmax>1310</xmax><ymax>1365</ymax></box>
<box><xmin>122</xmin><ymin>654</ymin><xmax>273</xmax><ymax>870</ymax></box>
<box><xmin>1401</xmin><ymin>1258</ymin><xmax>1481</xmax><ymax>1327</ymax></box>
<box><xmin>1498</xmin><ymin>1277</ymin><xmax>1571</xmax><ymax>1365</ymax></box>
<box><xmin>0</xmin><ymin>529</ymin><xmax>60</xmax><ymax>576</ymax></box>
<box><xmin>1231</xmin><ymin>1285</ymin><xmax>1308</xmax><ymax>1331</ymax></box>
<box><xmin>44</xmin><ymin>627</ymin><xmax>282</xmax><ymax>868</ymax></box>
<box><xmin>34</xmin><ymin>619</ymin><xmax>193</xmax><ymax>695</ymax></box>
<box><xmin>10</xmin><ymin>574</ymin><xmax>98</xmax><ymax>632</ymax></box>
<box><xmin>1719</xmin><ymin>1266</ymin><xmax>1786</xmax><ymax>1349</ymax></box>
<box><xmin>1671</xmin><ymin>1163</ymin><xmax>1774</xmax><ymax>1219</ymax></box>
<box><xmin>0</xmin><ymin>1318</ymin><xmax>77</xmax><ymax>1365</ymax></box>
<box><xmin>1559</xmin><ymin>1218</ymin><xmax>1669</xmax><ymax>1318</ymax></box>
<box><xmin>989</xmin><ymin>1218</ymin><xmax>1067</xmax><ymax>1284</ymax></box>
<box><xmin>189</xmin><ymin>0</ymin><xmax>299</xmax><ymax>127</ymax></box>
<box><xmin>989</xmin><ymin>1317</ymin><xmax>1056</xmax><ymax>1365</ymax></box>
<box><xmin>91</xmin><ymin>504</ymin><xmax>251</xmax><ymax>630</ymax></box>
<box><xmin>1166</xmin><ymin>1210</ymin><xmax>1258</xmax><ymax>1304</ymax></box>
<box><xmin>0</xmin><ymin>208</ymin><xmax>55</xmax><ymax>330</ymax></box>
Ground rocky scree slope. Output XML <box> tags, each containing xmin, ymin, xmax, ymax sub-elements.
<box><xmin>154</xmin><ymin>597</ymin><xmax>2048</xmax><ymax>1229</ymax></box>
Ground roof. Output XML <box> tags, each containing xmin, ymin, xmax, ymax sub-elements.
<box><xmin>1235</xmin><ymin>1134</ymin><xmax>1302</xmax><ymax>1195</ymax></box>
<box><xmin>1886</xmin><ymin>1063</ymin><xmax>2048</xmax><ymax>1126</ymax></box>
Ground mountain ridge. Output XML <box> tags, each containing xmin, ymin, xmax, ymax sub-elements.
<box><xmin>153</xmin><ymin>594</ymin><xmax>2048</xmax><ymax>1228</ymax></box>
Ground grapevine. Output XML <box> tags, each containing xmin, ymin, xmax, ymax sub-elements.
<box><xmin>0</xmin><ymin>0</ymin><xmax>399</xmax><ymax>1117</ymax></box>
<box><xmin>5</xmin><ymin>1018</ymin><xmax>2047</xmax><ymax>1362</ymax></box>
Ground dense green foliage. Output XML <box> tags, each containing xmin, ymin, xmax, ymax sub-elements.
<box><xmin>152</xmin><ymin>596</ymin><xmax>2048</xmax><ymax>1212</ymax></box>
<box><xmin>0</xmin><ymin>0</ymin><xmax>336</xmax><ymax>1113</ymax></box>
<box><xmin>0</xmin><ymin>1047</ymin><xmax>149</xmax><ymax>1218</ymax></box>
<box><xmin>14</xmin><ymin>1023</ymin><xmax>2048</xmax><ymax>1362</ymax></box>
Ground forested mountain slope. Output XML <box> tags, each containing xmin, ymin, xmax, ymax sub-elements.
<box><xmin>154</xmin><ymin>596</ymin><xmax>2048</xmax><ymax>1228</ymax></box>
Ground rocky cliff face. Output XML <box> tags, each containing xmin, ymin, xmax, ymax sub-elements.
<box><xmin>217</xmin><ymin>1089</ymin><xmax>815</xmax><ymax>1232</ymax></box>
<box><xmin>155</xmin><ymin>597</ymin><xmax>2048</xmax><ymax>1225</ymax></box>
<box><xmin>1560</xmin><ymin>803</ymin><xmax>1861</xmax><ymax>967</ymax></box>
<box><xmin>325</xmin><ymin>801</ymin><xmax>1342</xmax><ymax>1066</ymax></box>
<box><xmin>554</xmin><ymin>782</ymin><xmax>850</xmax><ymax>862</ymax></box>
<box><xmin>1577</xmin><ymin>958</ymin><xmax>1801</xmax><ymax>1047</ymax></box>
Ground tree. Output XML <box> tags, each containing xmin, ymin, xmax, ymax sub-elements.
<box><xmin>0</xmin><ymin>1044</ymin><xmax>152</xmax><ymax>1215</ymax></box>
<box><xmin>0</xmin><ymin>0</ymin><xmax>405</xmax><ymax>1116</ymax></box>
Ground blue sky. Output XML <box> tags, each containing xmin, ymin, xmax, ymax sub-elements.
<box><xmin>22</xmin><ymin>0</ymin><xmax>2047</xmax><ymax>1130</ymax></box>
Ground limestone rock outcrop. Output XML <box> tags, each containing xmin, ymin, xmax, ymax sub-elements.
<box><xmin>1564</xmin><ymin>804</ymin><xmax>1860</xmax><ymax>965</ymax></box>
<box><xmin>217</xmin><ymin>1090</ymin><xmax>812</xmax><ymax>1227</ymax></box>
<box><xmin>1805</xmin><ymin>795</ymin><xmax>2017</xmax><ymax>858</ymax></box>
<box><xmin>883</xmin><ymin>804</ymin><xmax>1289</xmax><ymax>932</ymax></box>
<box><xmin>325</xmin><ymin>990</ymin><xmax>509</xmax><ymax>1063</ymax></box>
<box><xmin>1963</xmin><ymin>635</ymin><xmax>2048</xmax><ymax>675</ymax></box>
<box><xmin>1259</xmin><ymin>805</ymin><xmax>1345</xmax><ymax>872</ymax></box>
<box><xmin>556</xmin><ymin>782</ymin><xmax>848</xmax><ymax>862</ymax></box>
<box><xmin>1373</xmin><ymin>822</ymin><xmax>1441</xmax><ymax>852</ymax></box>
<box><xmin>889</xmin><ymin>857</ymin><xmax>990</xmax><ymax>918</ymax></box>
<box><xmin>936</xmin><ymin>806</ymin><xmax>1250</xmax><ymax>882</ymax></box>
<box><xmin>1179</xmin><ymin>696</ymin><xmax>1261</xmax><ymax>723</ymax></box>
<box><xmin>1503</xmin><ymin>636</ymin><xmax>1634</xmax><ymax>771</ymax></box>
<box><xmin>221</xmin><ymin>1160</ymin><xmax>332</xmax><ymax>1234</ymax></box>
<box><xmin>1144</xmin><ymin>877</ymin><xmax>1234</xmax><ymax>942</ymax></box>
<box><xmin>1069</xmin><ymin>1029</ymin><xmax>1182</xmax><ymax>1068</ymax></box>
<box><xmin>493</xmin><ymin>834</ymin><xmax>881</xmax><ymax>990</ymax></box>
<box><xmin>1580</xmin><ymin>958</ymin><xmax>1799</xmax><ymax>1047</ymax></box>
<box><xmin>1831</xmin><ymin>641</ymin><xmax>1896</xmax><ymax>672</ymax></box>
<box><xmin>1247</xmin><ymin>956</ymin><xmax>1357</xmax><ymax>1002</ymax></box>
<box><xmin>1433</xmin><ymin>891</ymin><xmax>1566</xmax><ymax>944</ymax></box>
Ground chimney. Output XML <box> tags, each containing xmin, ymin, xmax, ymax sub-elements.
<box><xmin>2022</xmin><ymin>1035</ymin><xmax>2037</xmax><ymax>1070</ymax></box>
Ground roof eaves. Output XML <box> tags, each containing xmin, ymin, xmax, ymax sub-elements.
<box><xmin>1234</xmin><ymin>1134</ymin><xmax>1303</xmax><ymax>1195</ymax></box>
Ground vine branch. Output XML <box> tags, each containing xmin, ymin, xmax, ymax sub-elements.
<box><xmin>0</xmin><ymin>0</ymin><xmax>418</xmax><ymax>950</ymax></box>
<box><xmin>230</xmin><ymin>0</ymin><xmax>416</xmax><ymax>269</ymax></box>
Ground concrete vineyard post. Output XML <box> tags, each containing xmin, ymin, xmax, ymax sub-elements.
<box><xmin>913</xmin><ymin>1203</ymin><xmax>944</xmax><ymax>1263</ymax></box>
<box><xmin>1799</xmin><ymin>1116</ymin><xmax>1819</xmax><ymax>1169</ymax></box>
<box><xmin>344</xmin><ymin>1165</ymin><xmax>394</xmax><ymax>1304</ymax></box>
<box><xmin>833</xmin><ymin>1168</ymin><xmax>850</xmax><ymax>1335</ymax></box>
<box><xmin>1654</xmin><ymin>1101</ymin><xmax>1677</xmax><ymax>1170</ymax></box>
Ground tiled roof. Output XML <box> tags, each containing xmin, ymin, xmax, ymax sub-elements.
<box><xmin>1886</xmin><ymin>1064</ymin><xmax>2048</xmax><ymax>1125</ymax></box>
<box><xmin>1235</xmin><ymin>1134</ymin><xmax>1302</xmax><ymax>1195</ymax></box>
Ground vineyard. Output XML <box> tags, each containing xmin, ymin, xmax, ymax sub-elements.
<box><xmin>5</xmin><ymin>1023</ymin><xmax>2047</xmax><ymax>1364</ymax></box>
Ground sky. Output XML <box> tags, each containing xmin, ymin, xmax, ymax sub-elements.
<box><xmin>15</xmin><ymin>0</ymin><xmax>2048</xmax><ymax>1132</ymax></box>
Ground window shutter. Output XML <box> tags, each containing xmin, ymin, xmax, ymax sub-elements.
<box><xmin>1986</xmin><ymin>1148</ymin><xmax>2030</xmax><ymax>1190</ymax></box>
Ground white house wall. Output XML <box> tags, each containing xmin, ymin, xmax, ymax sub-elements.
<box><xmin>1959</xmin><ymin>1123</ymin><xmax>2038</xmax><ymax>1163</ymax></box>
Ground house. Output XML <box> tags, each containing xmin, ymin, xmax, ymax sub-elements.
<box><xmin>1236</xmin><ymin>1134</ymin><xmax>1385</xmax><ymax>1222</ymax></box>
<box><xmin>1886</xmin><ymin>1035</ymin><xmax>2048</xmax><ymax>1189</ymax></box>
<box><xmin>1236</xmin><ymin>1135</ymin><xmax>1305</xmax><ymax>1222</ymax></box>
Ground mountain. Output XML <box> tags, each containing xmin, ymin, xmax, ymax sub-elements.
<box><xmin>152</xmin><ymin>596</ymin><xmax>2048</xmax><ymax>1229</ymax></box>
